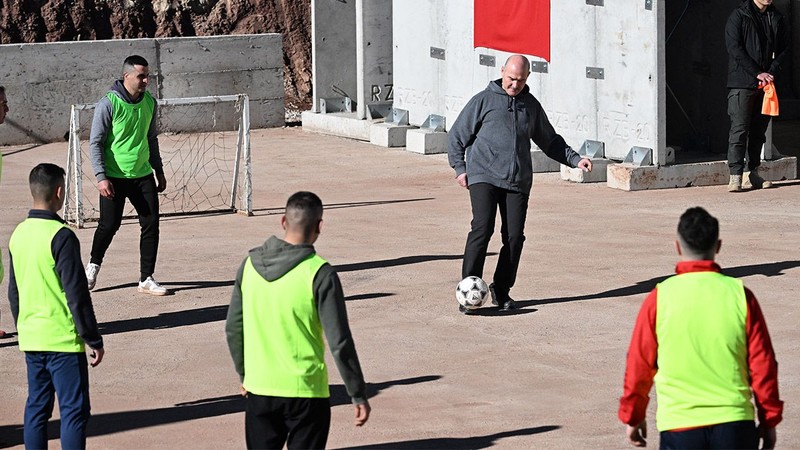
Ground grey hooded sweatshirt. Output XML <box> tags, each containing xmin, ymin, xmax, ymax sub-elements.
<box><xmin>225</xmin><ymin>235</ymin><xmax>368</xmax><ymax>404</ymax></box>
<box><xmin>448</xmin><ymin>79</ymin><xmax>582</xmax><ymax>194</ymax></box>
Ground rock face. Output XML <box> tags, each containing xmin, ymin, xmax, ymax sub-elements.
<box><xmin>0</xmin><ymin>0</ymin><xmax>311</xmax><ymax>117</ymax></box>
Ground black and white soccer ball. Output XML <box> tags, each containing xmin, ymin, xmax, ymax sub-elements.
<box><xmin>456</xmin><ymin>276</ymin><xmax>489</xmax><ymax>310</ymax></box>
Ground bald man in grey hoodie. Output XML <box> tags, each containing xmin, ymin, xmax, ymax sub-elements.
<box><xmin>448</xmin><ymin>55</ymin><xmax>592</xmax><ymax>314</ymax></box>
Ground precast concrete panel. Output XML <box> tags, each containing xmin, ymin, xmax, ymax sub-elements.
<box><xmin>356</xmin><ymin>0</ymin><xmax>393</xmax><ymax>119</ymax></box>
<box><xmin>0</xmin><ymin>35</ymin><xmax>284</xmax><ymax>145</ymax></box>
<box><xmin>595</xmin><ymin>0</ymin><xmax>660</xmax><ymax>161</ymax></box>
<box><xmin>393</xmin><ymin>0</ymin><xmax>443</xmax><ymax>126</ymax></box>
<box><xmin>312</xmin><ymin>0</ymin><xmax>357</xmax><ymax>113</ymax></box>
<box><xmin>548</xmin><ymin>1</ymin><xmax>598</xmax><ymax>153</ymax></box>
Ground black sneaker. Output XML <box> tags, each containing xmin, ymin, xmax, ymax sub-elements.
<box><xmin>458</xmin><ymin>304</ymin><xmax>477</xmax><ymax>315</ymax></box>
<box><xmin>489</xmin><ymin>283</ymin><xmax>516</xmax><ymax>311</ymax></box>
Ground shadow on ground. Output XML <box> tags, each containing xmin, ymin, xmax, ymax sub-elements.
<box><xmin>335</xmin><ymin>425</ymin><xmax>561</xmax><ymax>449</ymax></box>
<box><xmin>0</xmin><ymin>375</ymin><xmax>441</xmax><ymax>447</ymax></box>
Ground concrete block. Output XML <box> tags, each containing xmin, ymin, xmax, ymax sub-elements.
<box><xmin>405</xmin><ymin>129</ymin><xmax>448</xmax><ymax>154</ymax></box>
<box><xmin>560</xmin><ymin>159</ymin><xmax>610</xmax><ymax>183</ymax></box>
<box><xmin>301</xmin><ymin>111</ymin><xmax>373</xmax><ymax>141</ymax></box>
<box><xmin>607</xmin><ymin>161</ymin><xmax>728</xmax><ymax>191</ymax></box>
<box><xmin>532</xmin><ymin>149</ymin><xmax>562</xmax><ymax>173</ymax></box>
<box><xmin>160</xmin><ymin>68</ymin><xmax>283</xmax><ymax>100</ymax></box>
<box><xmin>157</xmin><ymin>34</ymin><xmax>283</xmax><ymax>73</ymax></box>
<box><xmin>607</xmin><ymin>156</ymin><xmax>797</xmax><ymax>191</ymax></box>
<box><xmin>369</xmin><ymin>122</ymin><xmax>416</xmax><ymax>147</ymax></box>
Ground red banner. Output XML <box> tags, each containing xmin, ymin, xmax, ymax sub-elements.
<box><xmin>474</xmin><ymin>0</ymin><xmax>550</xmax><ymax>62</ymax></box>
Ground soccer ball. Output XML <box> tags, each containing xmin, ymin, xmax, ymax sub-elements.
<box><xmin>456</xmin><ymin>276</ymin><xmax>489</xmax><ymax>310</ymax></box>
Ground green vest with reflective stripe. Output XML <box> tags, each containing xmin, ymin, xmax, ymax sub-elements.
<box><xmin>104</xmin><ymin>91</ymin><xmax>155</xmax><ymax>179</ymax></box>
<box><xmin>654</xmin><ymin>271</ymin><xmax>753</xmax><ymax>431</ymax></box>
<box><xmin>9</xmin><ymin>218</ymin><xmax>84</xmax><ymax>353</ymax></box>
<box><xmin>241</xmin><ymin>254</ymin><xmax>329</xmax><ymax>397</ymax></box>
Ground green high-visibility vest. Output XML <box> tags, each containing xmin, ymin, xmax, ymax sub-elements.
<box><xmin>9</xmin><ymin>218</ymin><xmax>84</xmax><ymax>352</ymax></box>
<box><xmin>654</xmin><ymin>271</ymin><xmax>754</xmax><ymax>431</ymax></box>
<box><xmin>103</xmin><ymin>91</ymin><xmax>155</xmax><ymax>179</ymax></box>
<box><xmin>241</xmin><ymin>254</ymin><xmax>329</xmax><ymax>398</ymax></box>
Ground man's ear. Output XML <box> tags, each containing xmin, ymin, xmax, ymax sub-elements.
<box><xmin>675</xmin><ymin>239</ymin><xmax>682</xmax><ymax>256</ymax></box>
<box><xmin>316</xmin><ymin>219</ymin><xmax>323</xmax><ymax>235</ymax></box>
<box><xmin>280</xmin><ymin>215</ymin><xmax>287</xmax><ymax>230</ymax></box>
<box><xmin>716</xmin><ymin>239</ymin><xmax>722</xmax><ymax>255</ymax></box>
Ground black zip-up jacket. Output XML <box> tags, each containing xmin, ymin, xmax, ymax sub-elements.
<box><xmin>8</xmin><ymin>210</ymin><xmax>104</xmax><ymax>349</ymax></box>
<box><xmin>725</xmin><ymin>0</ymin><xmax>790</xmax><ymax>89</ymax></box>
<box><xmin>448</xmin><ymin>80</ymin><xmax>582</xmax><ymax>194</ymax></box>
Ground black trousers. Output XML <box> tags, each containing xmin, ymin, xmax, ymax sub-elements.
<box><xmin>90</xmin><ymin>175</ymin><xmax>159</xmax><ymax>281</ymax></box>
<box><xmin>727</xmin><ymin>88</ymin><xmax>771</xmax><ymax>175</ymax></box>
<box><xmin>660</xmin><ymin>420</ymin><xmax>758</xmax><ymax>450</ymax></box>
<box><xmin>245</xmin><ymin>394</ymin><xmax>331</xmax><ymax>450</ymax></box>
<box><xmin>462</xmin><ymin>183</ymin><xmax>529</xmax><ymax>295</ymax></box>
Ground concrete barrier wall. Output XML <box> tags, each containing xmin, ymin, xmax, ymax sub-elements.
<box><xmin>393</xmin><ymin>0</ymin><xmax>665</xmax><ymax>163</ymax></box>
<box><xmin>0</xmin><ymin>34</ymin><xmax>283</xmax><ymax>146</ymax></box>
<box><xmin>311</xmin><ymin>0</ymin><xmax>356</xmax><ymax>113</ymax></box>
<box><xmin>356</xmin><ymin>0</ymin><xmax>393</xmax><ymax>119</ymax></box>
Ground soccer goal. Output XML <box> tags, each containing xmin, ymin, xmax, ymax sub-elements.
<box><xmin>65</xmin><ymin>94</ymin><xmax>252</xmax><ymax>228</ymax></box>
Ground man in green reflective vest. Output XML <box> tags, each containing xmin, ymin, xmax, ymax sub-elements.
<box><xmin>226</xmin><ymin>191</ymin><xmax>370</xmax><ymax>449</ymax></box>
<box><xmin>8</xmin><ymin>163</ymin><xmax>104</xmax><ymax>449</ymax></box>
<box><xmin>85</xmin><ymin>55</ymin><xmax>168</xmax><ymax>296</ymax></box>
<box><xmin>619</xmin><ymin>207</ymin><xmax>782</xmax><ymax>449</ymax></box>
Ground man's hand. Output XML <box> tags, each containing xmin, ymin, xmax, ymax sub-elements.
<box><xmin>626</xmin><ymin>421</ymin><xmax>647</xmax><ymax>447</ymax></box>
<box><xmin>578</xmin><ymin>158</ymin><xmax>593</xmax><ymax>173</ymax></box>
<box><xmin>89</xmin><ymin>347</ymin><xmax>104</xmax><ymax>367</ymax></box>
<box><xmin>97</xmin><ymin>180</ymin><xmax>114</xmax><ymax>199</ymax></box>
<box><xmin>156</xmin><ymin>173</ymin><xmax>167</xmax><ymax>193</ymax></box>
<box><xmin>239</xmin><ymin>385</ymin><xmax>247</xmax><ymax>397</ymax></box>
<box><xmin>456</xmin><ymin>173</ymin><xmax>468</xmax><ymax>189</ymax></box>
<box><xmin>757</xmin><ymin>72</ymin><xmax>774</xmax><ymax>88</ymax></box>
<box><xmin>354</xmin><ymin>401</ymin><xmax>371</xmax><ymax>427</ymax></box>
<box><xmin>758</xmin><ymin>424</ymin><xmax>776</xmax><ymax>450</ymax></box>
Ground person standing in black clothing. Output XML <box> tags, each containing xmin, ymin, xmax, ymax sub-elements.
<box><xmin>725</xmin><ymin>0</ymin><xmax>790</xmax><ymax>192</ymax></box>
<box><xmin>448</xmin><ymin>54</ymin><xmax>592</xmax><ymax>314</ymax></box>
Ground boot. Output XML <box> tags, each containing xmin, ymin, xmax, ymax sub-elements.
<box><xmin>748</xmin><ymin>169</ymin><xmax>773</xmax><ymax>189</ymax></box>
<box><xmin>728</xmin><ymin>175</ymin><xmax>742</xmax><ymax>192</ymax></box>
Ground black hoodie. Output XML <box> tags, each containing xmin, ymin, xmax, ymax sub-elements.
<box><xmin>725</xmin><ymin>0</ymin><xmax>790</xmax><ymax>89</ymax></box>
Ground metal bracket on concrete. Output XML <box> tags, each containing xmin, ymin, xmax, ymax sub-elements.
<box><xmin>586</xmin><ymin>0</ymin><xmax>604</xmax><ymax>6</ymax></box>
<box><xmin>586</xmin><ymin>67</ymin><xmax>605</xmax><ymax>79</ymax></box>
<box><xmin>645</xmin><ymin>0</ymin><xmax>653</xmax><ymax>10</ymax></box>
<box><xmin>578</xmin><ymin>140</ymin><xmax>605</xmax><ymax>159</ymax></box>
<box><xmin>430</xmin><ymin>47</ymin><xmax>445</xmax><ymax>60</ymax></box>
<box><xmin>623</xmin><ymin>146</ymin><xmax>653</xmax><ymax>166</ymax></box>
<box><xmin>479</xmin><ymin>54</ymin><xmax>496</xmax><ymax>67</ymax></box>
<box><xmin>319</xmin><ymin>97</ymin><xmax>353</xmax><ymax>114</ymax></box>
<box><xmin>421</xmin><ymin>114</ymin><xmax>446</xmax><ymax>132</ymax></box>
<box><xmin>366</xmin><ymin>102</ymin><xmax>392</xmax><ymax>120</ymax></box>
<box><xmin>531</xmin><ymin>61</ymin><xmax>549</xmax><ymax>73</ymax></box>
<box><xmin>386</xmin><ymin>108</ymin><xmax>410</xmax><ymax>126</ymax></box>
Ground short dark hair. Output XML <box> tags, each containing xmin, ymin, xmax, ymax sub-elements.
<box><xmin>285</xmin><ymin>191</ymin><xmax>323</xmax><ymax>235</ymax></box>
<box><xmin>123</xmin><ymin>55</ymin><xmax>149</xmax><ymax>74</ymax></box>
<box><xmin>29</xmin><ymin>163</ymin><xmax>66</xmax><ymax>202</ymax></box>
<box><xmin>677</xmin><ymin>207</ymin><xmax>719</xmax><ymax>254</ymax></box>
<box><xmin>0</xmin><ymin>86</ymin><xmax>5</xmax><ymax>94</ymax></box>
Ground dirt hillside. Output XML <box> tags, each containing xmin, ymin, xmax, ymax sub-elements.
<box><xmin>0</xmin><ymin>0</ymin><xmax>311</xmax><ymax>118</ymax></box>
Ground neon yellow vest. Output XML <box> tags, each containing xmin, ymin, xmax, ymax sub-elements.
<box><xmin>9</xmin><ymin>218</ymin><xmax>84</xmax><ymax>352</ymax></box>
<box><xmin>103</xmin><ymin>91</ymin><xmax>155</xmax><ymax>179</ymax></box>
<box><xmin>654</xmin><ymin>271</ymin><xmax>753</xmax><ymax>431</ymax></box>
<box><xmin>241</xmin><ymin>254</ymin><xmax>329</xmax><ymax>397</ymax></box>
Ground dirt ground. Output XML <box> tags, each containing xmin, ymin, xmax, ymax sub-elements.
<box><xmin>0</xmin><ymin>128</ymin><xmax>798</xmax><ymax>449</ymax></box>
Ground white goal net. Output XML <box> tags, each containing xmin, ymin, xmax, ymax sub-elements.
<box><xmin>65</xmin><ymin>94</ymin><xmax>252</xmax><ymax>228</ymax></box>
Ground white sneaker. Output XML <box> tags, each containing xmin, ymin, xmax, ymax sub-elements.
<box><xmin>86</xmin><ymin>263</ymin><xmax>101</xmax><ymax>290</ymax></box>
<box><xmin>138</xmin><ymin>276</ymin><xmax>168</xmax><ymax>296</ymax></box>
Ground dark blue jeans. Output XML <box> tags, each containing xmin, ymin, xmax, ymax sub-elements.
<box><xmin>660</xmin><ymin>420</ymin><xmax>758</xmax><ymax>450</ymax></box>
<box><xmin>462</xmin><ymin>183</ymin><xmax>529</xmax><ymax>296</ymax></box>
<box><xmin>24</xmin><ymin>352</ymin><xmax>91</xmax><ymax>450</ymax></box>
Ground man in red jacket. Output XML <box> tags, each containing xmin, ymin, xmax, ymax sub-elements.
<box><xmin>619</xmin><ymin>207</ymin><xmax>782</xmax><ymax>449</ymax></box>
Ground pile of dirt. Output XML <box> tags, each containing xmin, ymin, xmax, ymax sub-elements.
<box><xmin>0</xmin><ymin>0</ymin><xmax>311</xmax><ymax>121</ymax></box>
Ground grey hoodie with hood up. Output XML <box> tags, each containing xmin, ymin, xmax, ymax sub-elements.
<box><xmin>226</xmin><ymin>235</ymin><xmax>368</xmax><ymax>404</ymax></box>
<box><xmin>448</xmin><ymin>79</ymin><xmax>582</xmax><ymax>194</ymax></box>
